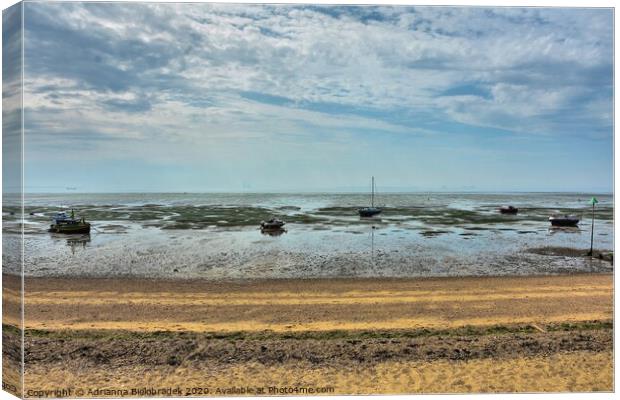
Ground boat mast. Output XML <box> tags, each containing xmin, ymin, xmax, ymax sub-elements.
<box><xmin>371</xmin><ymin>176</ymin><xmax>375</xmax><ymax>207</ymax></box>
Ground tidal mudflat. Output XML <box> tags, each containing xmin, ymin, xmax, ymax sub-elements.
<box><xmin>2</xmin><ymin>192</ymin><xmax>614</xmax><ymax>279</ymax></box>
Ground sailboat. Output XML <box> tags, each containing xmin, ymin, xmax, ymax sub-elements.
<box><xmin>358</xmin><ymin>176</ymin><xmax>382</xmax><ymax>217</ymax></box>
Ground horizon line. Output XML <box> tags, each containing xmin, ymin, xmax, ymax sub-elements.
<box><xmin>9</xmin><ymin>190</ymin><xmax>615</xmax><ymax>195</ymax></box>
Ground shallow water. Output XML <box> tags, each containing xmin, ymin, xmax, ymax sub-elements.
<box><xmin>2</xmin><ymin>192</ymin><xmax>614</xmax><ymax>279</ymax></box>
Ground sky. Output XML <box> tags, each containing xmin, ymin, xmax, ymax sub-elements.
<box><xmin>2</xmin><ymin>2</ymin><xmax>22</xmax><ymax>195</ymax></box>
<box><xmin>11</xmin><ymin>3</ymin><xmax>614</xmax><ymax>193</ymax></box>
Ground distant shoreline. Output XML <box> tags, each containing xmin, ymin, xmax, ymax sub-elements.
<box><xmin>11</xmin><ymin>190</ymin><xmax>616</xmax><ymax>195</ymax></box>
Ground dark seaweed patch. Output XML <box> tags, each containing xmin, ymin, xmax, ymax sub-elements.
<box><xmin>420</xmin><ymin>230</ymin><xmax>452</xmax><ymax>237</ymax></box>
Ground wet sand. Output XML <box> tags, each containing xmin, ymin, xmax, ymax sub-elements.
<box><xmin>5</xmin><ymin>273</ymin><xmax>613</xmax><ymax>332</ymax></box>
<box><xmin>2</xmin><ymin>273</ymin><xmax>614</xmax><ymax>394</ymax></box>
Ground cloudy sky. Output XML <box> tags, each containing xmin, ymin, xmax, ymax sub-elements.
<box><xmin>17</xmin><ymin>3</ymin><xmax>613</xmax><ymax>193</ymax></box>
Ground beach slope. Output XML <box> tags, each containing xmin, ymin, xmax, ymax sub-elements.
<box><xmin>2</xmin><ymin>273</ymin><xmax>613</xmax><ymax>394</ymax></box>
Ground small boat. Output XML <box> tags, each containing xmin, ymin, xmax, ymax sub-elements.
<box><xmin>549</xmin><ymin>214</ymin><xmax>580</xmax><ymax>227</ymax></box>
<box><xmin>359</xmin><ymin>176</ymin><xmax>382</xmax><ymax>217</ymax></box>
<box><xmin>499</xmin><ymin>206</ymin><xmax>518</xmax><ymax>214</ymax></box>
<box><xmin>359</xmin><ymin>207</ymin><xmax>382</xmax><ymax>217</ymax></box>
<box><xmin>49</xmin><ymin>210</ymin><xmax>91</xmax><ymax>234</ymax></box>
<box><xmin>260</xmin><ymin>218</ymin><xmax>285</xmax><ymax>231</ymax></box>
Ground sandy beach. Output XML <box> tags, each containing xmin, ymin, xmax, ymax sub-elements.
<box><xmin>2</xmin><ymin>273</ymin><xmax>613</xmax><ymax>395</ymax></box>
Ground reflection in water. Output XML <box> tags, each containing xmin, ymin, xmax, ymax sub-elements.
<box><xmin>548</xmin><ymin>226</ymin><xmax>582</xmax><ymax>235</ymax></box>
<box><xmin>67</xmin><ymin>234</ymin><xmax>91</xmax><ymax>255</ymax></box>
<box><xmin>360</xmin><ymin>216</ymin><xmax>383</xmax><ymax>223</ymax></box>
<box><xmin>260</xmin><ymin>228</ymin><xmax>287</xmax><ymax>237</ymax></box>
<box><xmin>369</xmin><ymin>226</ymin><xmax>376</xmax><ymax>265</ymax></box>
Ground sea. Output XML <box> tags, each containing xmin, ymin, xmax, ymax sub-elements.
<box><xmin>2</xmin><ymin>192</ymin><xmax>614</xmax><ymax>279</ymax></box>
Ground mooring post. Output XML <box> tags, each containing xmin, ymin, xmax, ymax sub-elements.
<box><xmin>589</xmin><ymin>197</ymin><xmax>598</xmax><ymax>256</ymax></box>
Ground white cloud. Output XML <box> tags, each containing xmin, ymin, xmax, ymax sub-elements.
<box><xmin>23</xmin><ymin>3</ymin><xmax>613</xmax><ymax>156</ymax></box>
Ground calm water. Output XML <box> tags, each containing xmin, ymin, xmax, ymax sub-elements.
<box><xmin>2</xmin><ymin>192</ymin><xmax>614</xmax><ymax>279</ymax></box>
